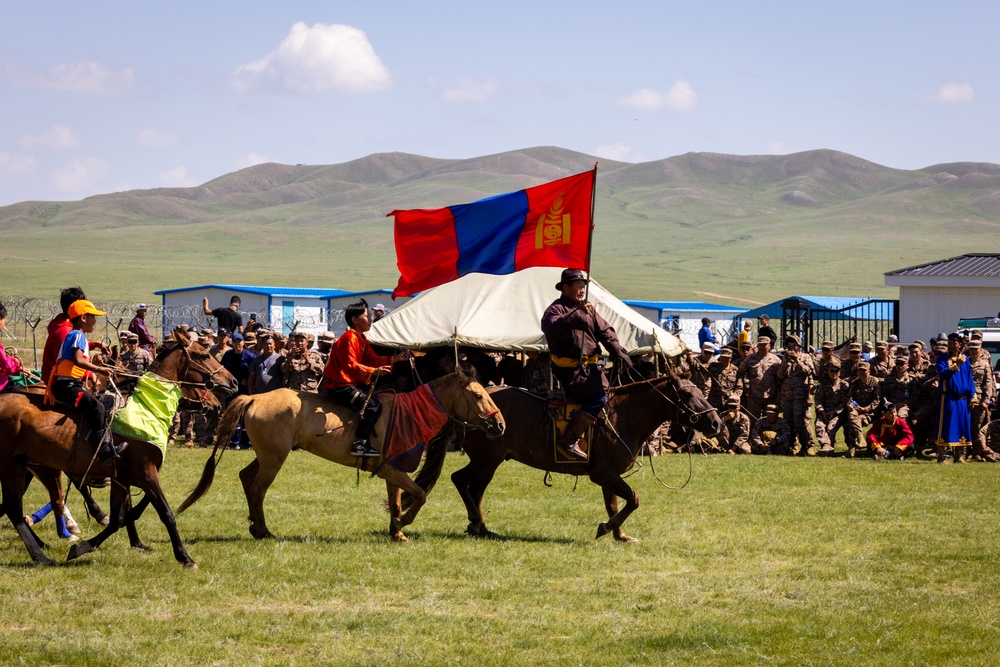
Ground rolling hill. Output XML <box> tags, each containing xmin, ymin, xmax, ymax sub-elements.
<box><xmin>1</xmin><ymin>147</ymin><xmax>998</xmax><ymax>304</ymax></box>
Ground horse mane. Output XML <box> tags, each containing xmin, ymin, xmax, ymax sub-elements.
<box><xmin>607</xmin><ymin>374</ymin><xmax>675</xmax><ymax>398</ymax></box>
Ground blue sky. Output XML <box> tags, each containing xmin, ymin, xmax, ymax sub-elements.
<box><xmin>0</xmin><ymin>1</ymin><xmax>995</xmax><ymax>206</ymax></box>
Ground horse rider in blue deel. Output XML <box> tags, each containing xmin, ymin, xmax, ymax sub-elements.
<box><xmin>541</xmin><ymin>268</ymin><xmax>633</xmax><ymax>460</ymax></box>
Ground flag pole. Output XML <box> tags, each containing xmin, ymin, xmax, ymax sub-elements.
<box><xmin>583</xmin><ymin>163</ymin><xmax>598</xmax><ymax>303</ymax></box>
<box><xmin>582</xmin><ymin>164</ymin><xmax>598</xmax><ymax>368</ymax></box>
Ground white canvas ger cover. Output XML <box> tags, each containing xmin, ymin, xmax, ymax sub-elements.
<box><xmin>367</xmin><ymin>267</ymin><xmax>685</xmax><ymax>357</ymax></box>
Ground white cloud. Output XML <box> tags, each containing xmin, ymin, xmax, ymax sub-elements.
<box><xmin>617</xmin><ymin>80</ymin><xmax>699</xmax><ymax>111</ymax></box>
<box><xmin>19</xmin><ymin>124</ymin><xmax>82</xmax><ymax>150</ymax></box>
<box><xmin>6</xmin><ymin>61</ymin><xmax>135</xmax><ymax>94</ymax></box>
<box><xmin>236</xmin><ymin>153</ymin><xmax>269</xmax><ymax>169</ymax></box>
<box><xmin>0</xmin><ymin>151</ymin><xmax>38</xmax><ymax>175</ymax></box>
<box><xmin>926</xmin><ymin>82</ymin><xmax>976</xmax><ymax>104</ymax></box>
<box><xmin>51</xmin><ymin>157</ymin><xmax>108</xmax><ymax>193</ymax></box>
<box><xmin>136</xmin><ymin>129</ymin><xmax>179</xmax><ymax>149</ymax></box>
<box><xmin>159</xmin><ymin>166</ymin><xmax>197</xmax><ymax>187</ymax></box>
<box><xmin>593</xmin><ymin>143</ymin><xmax>650</xmax><ymax>163</ymax></box>
<box><xmin>443</xmin><ymin>77</ymin><xmax>498</xmax><ymax>103</ymax></box>
<box><xmin>233</xmin><ymin>22</ymin><xmax>390</xmax><ymax>94</ymax></box>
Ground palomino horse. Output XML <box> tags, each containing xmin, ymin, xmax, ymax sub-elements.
<box><xmin>0</xmin><ymin>331</ymin><xmax>237</xmax><ymax>567</ymax></box>
<box><xmin>410</xmin><ymin>368</ymin><xmax>722</xmax><ymax>542</ymax></box>
<box><xmin>178</xmin><ymin>369</ymin><xmax>505</xmax><ymax>542</ymax></box>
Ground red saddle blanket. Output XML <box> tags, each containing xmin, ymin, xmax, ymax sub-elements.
<box><xmin>382</xmin><ymin>384</ymin><xmax>448</xmax><ymax>472</ymax></box>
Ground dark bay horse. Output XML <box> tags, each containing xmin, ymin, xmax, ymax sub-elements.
<box><xmin>412</xmin><ymin>369</ymin><xmax>722</xmax><ymax>542</ymax></box>
<box><xmin>0</xmin><ymin>331</ymin><xmax>237</xmax><ymax>567</ymax></box>
<box><xmin>178</xmin><ymin>369</ymin><xmax>505</xmax><ymax>542</ymax></box>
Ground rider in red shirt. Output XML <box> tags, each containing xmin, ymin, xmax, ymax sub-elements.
<box><xmin>321</xmin><ymin>300</ymin><xmax>407</xmax><ymax>458</ymax></box>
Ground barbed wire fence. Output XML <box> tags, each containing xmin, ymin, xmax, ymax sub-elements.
<box><xmin>0</xmin><ymin>295</ymin><xmax>350</xmax><ymax>370</ymax></box>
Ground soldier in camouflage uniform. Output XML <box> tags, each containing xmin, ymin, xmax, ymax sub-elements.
<box><xmin>841</xmin><ymin>342</ymin><xmax>863</xmax><ymax>380</ymax></box>
<box><xmin>968</xmin><ymin>340</ymin><xmax>996</xmax><ymax>458</ymax></box>
<box><xmin>978</xmin><ymin>418</ymin><xmax>1000</xmax><ymax>462</ymax></box>
<box><xmin>777</xmin><ymin>334</ymin><xmax>816</xmax><ymax>455</ymax></box>
<box><xmin>737</xmin><ymin>337</ymin><xmax>781</xmax><ymax>425</ymax></box>
<box><xmin>708</xmin><ymin>347</ymin><xmax>740</xmax><ymax>412</ymax></box>
<box><xmin>720</xmin><ymin>395</ymin><xmax>751</xmax><ymax>454</ymax></box>
<box><xmin>749</xmin><ymin>404</ymin><xmax>793</xmax><ymax>455</ymax></box>
<box><xmin>881</xmin><ymin>355</ymin><xmax>914</xmax><ymax>420</ymax></box>
<box><xmin>843</xmin><ymin>360</ymin><xmax>882</xmax><ymax>457</ymax></box>
<box><xmin>282</xmin><ymin>331</ymin><xmax>325</xmax><ymax>393</ymax></box>
<box><xmin>316</xmin><ymin>331</ymin><xmax>335</xmax><ymax>365</ymax></box>
<box><xmin>868</xmin><ymin>341</ymin><xmax>892</xmax><ymax>379</ymax></box>
<box><xmin>684</xmin><ymin>343</ymin><xmax>715</xmax><ymax>397</ymax></box>
<box><xmin>814</xmin><ymin>341</ymin><xmax>837</xmax><ymax>384</ymax></box>
<box><xmin>815</xmin><ymin>359</ymin><xmax>850</xmax><ymax>455</ymax></box>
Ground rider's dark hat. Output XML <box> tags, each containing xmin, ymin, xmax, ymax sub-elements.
<box><xmin>556</xmin><ymin>268</ymin><xmax>589</xmax><ymax>290</ymax></box>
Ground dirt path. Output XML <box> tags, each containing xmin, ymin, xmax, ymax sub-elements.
<box><xmin>694</xmin><ymin>291</ymin><xmax>766</xmax><ymax>306</ymax></box>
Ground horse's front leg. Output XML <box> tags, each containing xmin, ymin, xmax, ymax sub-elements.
<box><xmin>381</xmin><ymin>467</ymin><xmax>425</xmax><ymax>542</ymax></box>
<box><xmin>592</xmin><ymin>473</ymin><xmax>639</xmax><ymax>542</ymax></box>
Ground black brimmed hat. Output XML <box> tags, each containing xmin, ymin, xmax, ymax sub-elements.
<box><xmin>555</xmin><ymin>268</ymin><xmax>589</xmax><ymax>290</ymax></box>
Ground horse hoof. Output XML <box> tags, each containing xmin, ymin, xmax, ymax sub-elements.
<box><xmin>67</xmin><ymin>542</ymin><xmax>92</xmax><ymax>561</ymax></box>
<box><xmin>184</xmin><ymin>562</ymin><xmax>198</xmax><ymax>570</ymax></box>
<box><xmin>615</xmin><ymin>534</ymin><xmax>639</xmax><ymax>543</ymax></box>
<box><xmin>132</xmin><ymin>543</ymin><xmax>155</xmax><ymax>552</ymax></box>
<box><xmin>595</xmin><ymin>522</ymin><xmax>611</xmax><ymax>539</ymax></box>
<box><xmin>392</xmin><ymin>533</ymin><xmax>409</xmax><ymax>542</ymax></box>
<box><xmin>32</xmin><ymin>555</ymin><xmax>56</xmax><ymax>567</ymax></box>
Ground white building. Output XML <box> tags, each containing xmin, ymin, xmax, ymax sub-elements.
<box><xmin>621</xmin><ymin>300</ymin><xmax>746</xmax><ymax>350</ymax></box>
<box><xmin>884</xmin><ymin>254</ymin><xmax>1000</xmax><ymax>342</ymax></box>
<box><xmin>153</xmin><ymin>284</ymin><xmax>410</xmax><ymax>338</ymax></box>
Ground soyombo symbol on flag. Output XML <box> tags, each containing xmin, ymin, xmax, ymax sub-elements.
<box><xmin>389</xmin><ymin>168</ymin><xmax>596</xmax><ymax>297</ymax></box>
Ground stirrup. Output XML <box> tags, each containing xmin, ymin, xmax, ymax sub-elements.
<box><xmin>350</xmin><ymin>440</ymin><xmax>379</xmax><ymax>458</ymax></box>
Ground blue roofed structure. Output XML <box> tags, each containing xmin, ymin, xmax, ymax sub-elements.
<box><xmin>738</xmin><ymin>296</ymin><xmax>895</xmax><ymax>321</ymax></box>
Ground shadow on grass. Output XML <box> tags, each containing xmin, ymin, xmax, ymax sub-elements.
<box><xmin>414</xmin><ymin>528</ymin><xmax>576</xmax><ymax>544</ymax></box>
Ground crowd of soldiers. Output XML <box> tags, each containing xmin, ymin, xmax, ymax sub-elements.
<box><xmin>679</xmin><ymin>328</ymin><xmax>999</xmax><ymax>463</ymax></box>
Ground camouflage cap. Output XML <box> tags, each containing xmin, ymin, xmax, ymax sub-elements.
<box><xmin>875</xmin><ymin>341</ymin><xmax>888</xmax><ymax>349</ymax></box>
<box><xmin>318</xmin><ymin>331</ymin><xmax>336</xmax><ymax>342</ymax></box>
<box><xmin>820</xmin><ymin>341</ymin><xmax>834</xmax><ymax>350</ymax></box>
<box><xmin>968</xmin><ymin>339</ymin><xmax>982</xmax><ymax>349</ymax></box>
<box><xmin>856</xmin><ymin>360</ymin><xmax>870</xmax><ymax>370</ymax></box>
<box><xmin>764</xmin><ymin>404</ymin><xmax>779</xmax><ymax>414</ymax></box>
<box><xmin>725</xmin><ymin>395</ymin><xmax>740</xmax><ymax>408</ymax></box>
<box><xmin>848</xmin><ymin>342</ymin><xmax>862</xmax><ymax>351</ymax></box>
<box><xmin>719</xmin><ymin>348</ymin><xmax>733</xmax><ymax>358</ymax></box>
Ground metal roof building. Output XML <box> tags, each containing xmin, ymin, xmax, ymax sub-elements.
<box><xmin>885</xmin><ymin>253</ymin><xmax>1000</xmax><ymax>341</ymax></box>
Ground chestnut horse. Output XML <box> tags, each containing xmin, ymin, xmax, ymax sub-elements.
<box><xmin>178</xmin><ymin>369</ymin><xmax>505</xmax><ymax>542</ymax></box>
<box><xmin>0</xmin><ymin>331</ymin><xmax>237</xmax><ymax>567</ymax></box>
<box><xmin>411</xmin><ymin>369</ymin><xmax>722</xmax><ymax>542</ymax></box>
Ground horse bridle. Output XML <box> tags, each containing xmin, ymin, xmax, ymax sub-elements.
<box><xmin>446</xmin><ymin>378</ymin><xmax>501</xmax><ymax>432</ymax></box>
<box><xmin>620</xmin><ymin>372</ymin><xmax>715</xmax><ymax>427</ymax></box>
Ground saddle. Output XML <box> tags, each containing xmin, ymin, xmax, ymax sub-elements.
<box><xmin>547</xmin><ymin>397</ymin><xmax>593</xmax><ymax>463</ymax></box>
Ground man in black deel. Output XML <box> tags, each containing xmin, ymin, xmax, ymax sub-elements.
<box><xmin>541</xmin><ymin>268</ymin><xmax>633</xmax><ymax>460</ymax></box>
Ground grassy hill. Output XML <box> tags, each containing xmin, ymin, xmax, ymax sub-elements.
<box><xmin>1</xmin><ymin>146</ymin><xmax>998</xmax><ymax>304</ymax></box>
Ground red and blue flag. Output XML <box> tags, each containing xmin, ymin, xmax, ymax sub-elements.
<box><xmin>389</xmin><ymin>169</ymin><xmax>596</xmax><ymax>297</ymax></box>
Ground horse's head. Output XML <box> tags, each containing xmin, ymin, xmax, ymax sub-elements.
<box><xmin>150</xmin><ymin>330</ymin><xmax>238</xmax><ymax>409</ymax></box>
<box><xmin>660</xmin><ymin>368</ymin><xmax>722</xmax><ymax>437</ymax></box>
<box><xmin>434</xmin><ymin>368</ymin><xmax>506</xmax><ymax>438</ymax></box>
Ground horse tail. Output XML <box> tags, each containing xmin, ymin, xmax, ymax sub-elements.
<box><xmin>400</xmin><ymin>428</ymin><xmax>452</xmax><ymax>512</ymax></box>
<box><xmin>177</xmin><ymin>395</ymin><xmax>252</xmax><ymax>514</ymax></box>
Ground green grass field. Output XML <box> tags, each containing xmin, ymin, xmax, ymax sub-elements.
<box><xmin>2</xmin><ymin>448</ymin><xmax>997</xmax><ymax>666</ymax></box>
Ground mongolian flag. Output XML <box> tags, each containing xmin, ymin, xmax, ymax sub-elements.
<box><xmin>389</xmin><ymin>168</ymin><xmax>596</xmax><ymax>297</ymax></box>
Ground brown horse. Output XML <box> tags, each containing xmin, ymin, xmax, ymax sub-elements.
<box><xmin>411</xmin><ymin>369</ymin><xmax>722</xmax><ymax>542</ymax></box>
<box><xmin>178</xmin><ymin>369</ymin><xmax>505</xmax><ymax>542</ymax></box>
<box><xmin>0</xmin><ymin>331</ymin><xmax>237</xmax><ymax>567</ymax></box>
